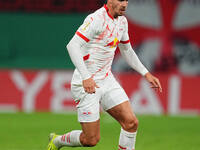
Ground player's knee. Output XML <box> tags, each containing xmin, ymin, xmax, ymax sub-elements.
<box><xmin>122</xmin><ymin>118</ymin><xmax>139</xmax><ymax>132</ymax></box>
<box><xmin>85</xmin><ymin>135</ymin><xmax>100</xmax><ymax>147</ymax></box>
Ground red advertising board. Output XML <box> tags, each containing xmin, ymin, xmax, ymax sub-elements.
<box><xmin>0</xmin><ymin>70</ymin><xmax>199</xmax><ymax>115</ymax></box>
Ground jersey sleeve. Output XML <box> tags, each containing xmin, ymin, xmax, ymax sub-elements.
<box><xmin>76</xmin><ymin>15</ymin><xmax>99</xmax><ymax>43</ymax></box>
<box><xmin>120</xmin><ymin>17</ymin><xmax>130</xmax><ymax>44</ymax></box>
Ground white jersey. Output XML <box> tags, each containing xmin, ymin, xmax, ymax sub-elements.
<box><xmin>71</xmin><ymin>5</ymin><xmax>130</xmax><ymax>84</ymax></box>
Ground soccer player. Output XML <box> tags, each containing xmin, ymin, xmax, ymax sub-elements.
<box><xmin>47</xmin><ymin>0</ymin><xmax>162</xmax><ymax>150</ymax></box>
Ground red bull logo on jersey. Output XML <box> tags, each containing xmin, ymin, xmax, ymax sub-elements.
<box><xmin>105</xmin><ymin>37</ymin><xmax>119</xmax><ymax>48</ymax></box>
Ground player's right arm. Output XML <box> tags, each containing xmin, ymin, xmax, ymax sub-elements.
<box><xmin>66</xmin><ymin>15</ymin><xmax>100</xmax><ymax>93</ymax></box>
<box><xmin>67</xmin><ymin>34</ymin><xmax>99</xmax><ymax>94</ymax></box>
<box><xmin>67</xmin><ymin>35</ymin><xmax>90</xmax><ymax>80</ymax></box>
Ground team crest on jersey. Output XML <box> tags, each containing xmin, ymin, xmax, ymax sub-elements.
<box><xmin>105</xmin><ymin>37</ymin><xmax>119</xmax><ymax>48</ymax></box>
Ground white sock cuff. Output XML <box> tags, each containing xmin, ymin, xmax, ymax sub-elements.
<box><xmin>70</xmin><ymin>130</ymin><xmax>82</xmax><ymax>146</ymax></box>
<box><xmin>121</xmin><ymin>128</ymin><xmax>137</xmax><ymax>138</ymax></box>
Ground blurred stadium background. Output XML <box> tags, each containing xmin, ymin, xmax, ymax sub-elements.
<box><xmin>0</xmin><ymin>0</ymin><xmax>200</xmax><ymax>150</ymax></box>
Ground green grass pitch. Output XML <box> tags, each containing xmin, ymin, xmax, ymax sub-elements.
<box><xmin>0</xmin><ymin>113</ymin><xmax>200</xmax><ymax>150</ymax></box>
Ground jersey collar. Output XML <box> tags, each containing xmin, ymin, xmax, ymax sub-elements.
<box><xmin>104</xmin><ymin>4</ymin><xmax>114</xmax><ymax>20</ymax></box>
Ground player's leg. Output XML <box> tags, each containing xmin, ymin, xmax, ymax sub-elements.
<box><xmin>77</xmin><ymin>86</ymin><xmax>101</xmax><ymax>147</ymax></box>
<box><xmin>100</xmin><ymin>76</ymin><xmax>138</xmax><ymax>150</ymax></box>
<box><xmin>80</xmin><ymin>120</ymin><xmax>100</xmax><ymax>146</ymax></box>
<box><xmin>51</xmin><ymin>120</ymin><xmax>100</xmax><ymax>148</ymax></box>
<box><xmin>50</xmin><ymin>130</ymin><xmax>82</xmax><ymax>149</ymax></box>
<box><xmin>48</xmin><ymin>84</ymin><xmax>101</xmax><ymax>149</ymax></box>
<box><xmin>107</xmin><ymin>101</ymin><xmax>138</xmax><ymax>132</ymax></box>
<box><xmin>107</xmin><ymin>101</ymin><xmax>138</xmax><ymax>150</ymax></box>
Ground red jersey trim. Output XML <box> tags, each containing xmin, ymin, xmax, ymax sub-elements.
<box><xmin>120</xmin><ymin>40</ymin><xmax>130</xmax><ymax>44</ymax></box>
<box><xmin>104</xmin><ymin>4</ymin><xmax>114</xmax><ymax>20</ymax></box>
<box><xmin>76</xmin><ymin>31</ymin><xmax>90</xmax><ymax>42</ymax></box>
<box><xmin>83</xmin><ymin>54</ymin><xmax>90</xmax><ymax>61</ymax></box>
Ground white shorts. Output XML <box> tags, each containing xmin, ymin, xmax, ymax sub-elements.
<box><xmin>71</xmin><ymin>75</ymin><xmax>129</xmax><ymax>122</ymax></box>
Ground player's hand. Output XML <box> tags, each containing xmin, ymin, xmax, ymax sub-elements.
<box><xmin>82</xmin><ymin>77</ymin><xmax>99</xmax><ymax>94</ymax></box>
<box><xmin>144</xmin><ymin>72</ymin><xmax>162</xmax><ymax>92</ymax></box>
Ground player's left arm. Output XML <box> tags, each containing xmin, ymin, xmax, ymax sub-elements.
<box><xmin>119</xmin><ymin>17</ymin><xmax>162</xmax><ymax>92</ymax></box>
<box><xmin>118</xmin><ymin>42</ymin><xmax>148</xmax><ymax>76</ymax></box>
<box><xmin>118</xmin><ymin>42</ymin><xmax>162</xmax><ymax>92</ymax></box>
<box><xmin>144</xmin><ymin>72</ymin><xmax>162</xmax><ymax>92</ymax></box>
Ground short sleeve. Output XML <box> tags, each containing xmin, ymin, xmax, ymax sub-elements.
<box><xmin>120</xmin><ymin>17</ymin><xmax>130</xmax><ymax>44</ymax></box>
<box><xmin>76</xmin><ymin>15</ymin><xmax>99</xmax><ymax>43</ymax></box>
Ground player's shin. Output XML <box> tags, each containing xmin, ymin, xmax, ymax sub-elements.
<box><xmin>118</xmin><ymin>128</ymin><xmax>137</xmax><ymax>150</ymax></box>
<box><xmin>54</xmin><ymin>130</ymin><xmax>83</xmax><ymax>148</ymax></box>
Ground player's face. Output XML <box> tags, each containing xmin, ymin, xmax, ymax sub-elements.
<box><xmin>111</xmin><ymin>0</ymin><xmax>128</xmax><ymax>18</ymax></box>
